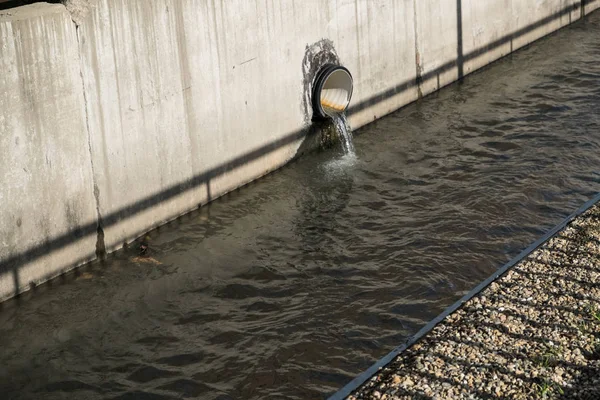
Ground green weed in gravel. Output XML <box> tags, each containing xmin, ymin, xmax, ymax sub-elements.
<box><xmin>590</xmin><ymin>306</ymin><xmax>600</xmax><ymax>323</ymax></box>
<box><xmin>534</xmin><ymin>379</ymin><xmax>563</xmax><ymax>399</ymax></box>
<box><xmin>536</xmin><ymin>344</ymin><xmax>562</xmax><ymax>368</ymax></box>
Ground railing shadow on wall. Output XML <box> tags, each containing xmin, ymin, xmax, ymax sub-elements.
<box><xmin>349</xmin><ymin>1</ymin><xmax>582</xmax><ymax>115</ymax></box>
<box><xmin>0</xmin><ymin>1</ymin><xmax>589</xmax><ymax>300</ymax></box>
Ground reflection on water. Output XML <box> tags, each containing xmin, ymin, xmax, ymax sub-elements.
<box><xmin>2</xmin><ymin>13</ymin><xmax>600</xmax><ymax>400</ymax></box>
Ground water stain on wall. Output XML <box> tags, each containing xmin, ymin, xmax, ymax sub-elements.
<box><xmin>301</xmin><ymin>39</ymin><xmax>341</xmax><ymax>124</ymax></box>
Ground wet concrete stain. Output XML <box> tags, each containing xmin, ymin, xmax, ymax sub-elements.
<box><xmin>301</xmin><ymin>39</ymin><xmax>341</xmax><ymax>124</ymax></box>
<box><xmin>294</xmin><ymin>39</ymin><xmax>345</xmax><ymax>157</ymax></box>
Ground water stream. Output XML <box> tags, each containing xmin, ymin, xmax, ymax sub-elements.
<box><xmin>1</xmin><ymin>12</ymin><xmax>600</xmax><ymax>400</ymax></box>
<box><xmin>332</xmin><ymin>113</ymin><xmax>355</xmax><ymax>155</ymax></box>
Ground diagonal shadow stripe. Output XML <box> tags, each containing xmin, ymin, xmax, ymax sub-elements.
<box><xmin>348</xmin><ymin>1</ymin><xmax>582</xmax><ymax>115</ymax></box>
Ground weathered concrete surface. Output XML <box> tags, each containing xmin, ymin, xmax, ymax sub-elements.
<box><xmin>62</xmin><ymin>0</ymin><xmax>94</xmax><ymax>26</ymax></box>
<box><xmin>341</xmin><ymin>0</ymin><xmax>419</xmax><ymax>126</ymax></box>
<box><xmin>77</xmin><ymin>0</ymin><xmax>419</xmax><ymax>252</ymax></box>
<box><xmin>0</xmin><ymin>4</ymin><xmax>97</xmax><ymax>301</ymax></box>
<box><xmin>510</xmin><ymin>0</ymin><xmax>581</xmax><ymax>51</ymax></box>
<box><xmin>463</xmin><ymin>0</ymin><xmax>580</xmax><ymax>74</ymax></box>
<box><xmin>584</xmin><ymin>0</ymin><xmax>600</xmax><ymax>13</ymax></box>
<box><xmin>415</xmin><ymin>0</ymin><xmax>582</xmax><ymax>97</ymax></box>
<box><xmin>414</xmin><ymin>0</ymin><xmax>460</xmax><ymax>97</ymax></box>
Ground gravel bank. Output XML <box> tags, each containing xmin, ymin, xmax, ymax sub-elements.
<box><xmin>349</xmin><ymin>204</ymin><xmax>600</xmax><ymax>400</ymax></box>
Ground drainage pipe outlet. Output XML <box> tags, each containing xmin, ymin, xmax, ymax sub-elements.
<box><xmin>312</xmin><ymin>64</ymin><xmax>353</xmax><ymax>119</ymax></box>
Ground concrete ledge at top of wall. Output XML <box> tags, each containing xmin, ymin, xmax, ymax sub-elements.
<box><xmin>0</xmin><ymin>0</ymin><xmax>96</xmax><ymax>25</ymax></box>
<box><xmin>7</xmin><ymin>0</ymin><xmax>598</xmax><ymax>22</ymax></box>
<box><xmin>0</xmin><ymin>1</ymin><xmax>61</xmax><ymax>18</ymax></box>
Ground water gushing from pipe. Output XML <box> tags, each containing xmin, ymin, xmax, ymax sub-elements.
<box><xmin>332</xmin><ymin>113</ymin><xmax>355</xmax><ymax>156</ymax></box>
<box><xmin>310</xmin><ymin>64</ymin><xmax>355</xmax><ymax>156</ymax></box>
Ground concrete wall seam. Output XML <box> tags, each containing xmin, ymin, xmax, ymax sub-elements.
<box><xmin>74</xmin><ymin>16</ymin><xmax>106</xmax><ymax>260</ymax></box>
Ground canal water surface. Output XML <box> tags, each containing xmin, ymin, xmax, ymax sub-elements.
<box><xmin>2</xmin><ymin>12</ymin><xmax>600</xmax><ymax>400</ymax></box>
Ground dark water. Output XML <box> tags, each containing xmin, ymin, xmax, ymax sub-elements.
<box><xmin>2</xmin><ymin>14</ymin><xmax>600</xmax><ymax>400</ymax></box>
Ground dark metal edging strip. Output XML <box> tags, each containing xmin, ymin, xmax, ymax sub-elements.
<box><xmin>328</xmin><ymin>191</ymin><xmax>600</xmax><ymax>400</ymax></box>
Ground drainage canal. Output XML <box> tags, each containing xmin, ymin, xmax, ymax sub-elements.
<box><xmin>3</xmin><ymin>13</ymin><xmax>600</xmax><ymax>400</ymax></box>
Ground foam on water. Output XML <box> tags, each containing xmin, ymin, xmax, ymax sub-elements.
<box><xmin>323</xmin><ymin>152</ymin><xmax>358</xmax><ymax>180</ymax></box>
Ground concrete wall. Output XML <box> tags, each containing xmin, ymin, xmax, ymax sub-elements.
<box><xmin>585</xmin><ymin>0</ymin><xmax>600</xmax><ymax>13</ymax></box>
<box><xmin>0</xmin><ymin>0</ymin><xmax>598</xmax><ymax>301</ymax></box>
<box><xmin>415</xmin><ymin>0</ymin><xmax>583</xmax><ymax>97</ymax></box>
<box><xmin>0</xmin><ymin>4</ymin><xmax>98</xmax><ymax>299</ymax></box>
<box><xmin>78</xmin><ymin>0</ymin><xmax>419</xmax><ymax>252</ymax></box>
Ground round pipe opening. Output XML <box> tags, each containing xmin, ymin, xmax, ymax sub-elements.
<box><xmin>312</xmin><ymin>64</ymin><xmax>353</xmax><ymax>119</ymax></box>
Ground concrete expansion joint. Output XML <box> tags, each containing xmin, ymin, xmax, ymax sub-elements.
<box><xmin>73</xmin><ymin>19</ymin><xmax>106</xmax><ymax>259</ymax></box>
<box><xmin>412</xmin><ymin>0</ymin><xmax>423</xmax><ymax>99</ymax></box>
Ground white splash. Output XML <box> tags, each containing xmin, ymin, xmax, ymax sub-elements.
<box><xmin>323</xmin><ymin>114</ymin><xmax>358</xmax><ymax>177</ymax></box>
